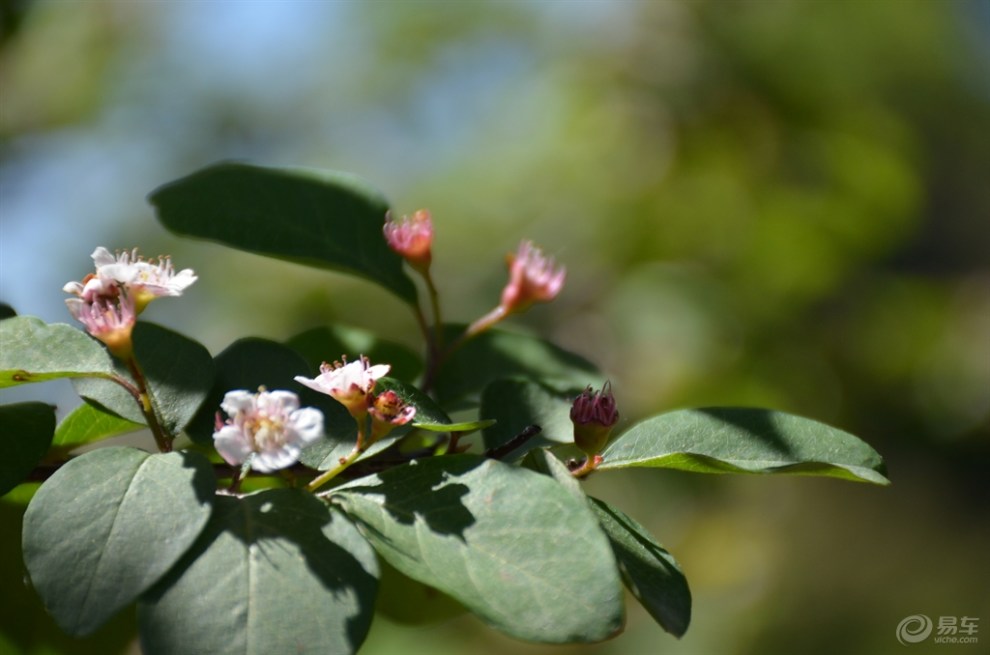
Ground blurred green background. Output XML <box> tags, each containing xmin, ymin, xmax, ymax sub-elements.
<box><xmin>1</xmin><ymin>0</ymin><xmax>988</xmax><ymax>654</ymax></box>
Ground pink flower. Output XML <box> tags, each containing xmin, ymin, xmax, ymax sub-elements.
<box><xmin>213</xmin><ymin>389</ymin><xmax>324</xmax><ymax>473</ymax></box>
<box><xmin>464</xmin><ymin>240</ymin><xmax>567</xmax><ymax>337</ymax></box>
<box><xmin>65</xmin><ymin>295</ymin><xmax>137</xmax><ymax>357</ymax></box>
<box><xmin>499</xmin><ymin>240</ymin><xmax>566</xmax><ymax>315</ymax></box>
<box><xmin>570</xmin><ymin>382</ymin><xmax>619</xmax><ymax>456</ymax></box>
<box><xmin>294</xmin><ymin>356</ymin><xmax>390</xmax><ymax>420</ymax></box>
<box><xmin>383</xmin><ymin>209</ymin><xmax>434</xmax><ymax>272</ymax></box>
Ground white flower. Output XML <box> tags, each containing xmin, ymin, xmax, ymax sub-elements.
<box><xmin>91</xmin><ymin>247</ymin><xmax>197</xmax><ymax>307</ymax></box>
<box><xmin>213</xmin><ymin>389</ymin><xmax>324</xmax><ymax>473</ymax></box>
<box><xmin>294</xmin><ymin>356</ymin><xmax>390</xmax><ymax>418</ymax></box>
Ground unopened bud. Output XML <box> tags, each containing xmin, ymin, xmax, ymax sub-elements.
<box><xmin>570</xmin><ymin>382</ymin><xmax>619</xmax><ymax>456</ymax></box>
<box><xmin>383</xmin><ymin>210</ymin><xmax>434</xmax><ymax>273</ymax></box>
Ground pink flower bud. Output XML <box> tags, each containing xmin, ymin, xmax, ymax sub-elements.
<box><xmin>570</xmin><ymin>382</ymin><xmax>619</xmax><ymax>456</ymax></box>
<box><xmin>368</xmin><ymin>389</ymin><xmax>417</xmax><ymax>443</ymax></box>
<box><xmin>499</xmin><ymin>240</ymin><xmax>566</xmax><ymax>315</ymax></box>
<box><xmin>383</xmin><ymin>209</ymin><xmax>433</xmax><ymax>273</ymax></box>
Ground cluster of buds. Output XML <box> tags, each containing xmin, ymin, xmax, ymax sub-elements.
<box><xmin>63</xmin><ymin>247</ymin><xmax>196</xmax><ymax>357</ymax></box>
<box><xmin>213</xmin><ymin>389</ymin><xmax>324</xmax><ymax>473</ymax></box>
<box><xmin>294</xmin><ymin>356</ymin><xmax>416</xmax><ymax>449</ymax></box>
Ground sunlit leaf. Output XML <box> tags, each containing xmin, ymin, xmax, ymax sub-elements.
<box><xmin>0</xmin><ymin>316</ymin><xmax>114</xmax><ymax>387</ymax></box>
<box><xmin>22</xmin><ymin>447</ymin><xmax>215</xmax><ymax>636</ymax></box>
<box><xmin>0</xmin><ymin>403</ymin><xmax>55</xmax><ymax>496</ymax></box>
<box><xmin>600</xmin><ymin>407</ymin><xmax>889</xmax><ymax>485</ymax></box>
<box><xmin>138</xmin><ymin>489</ymin><xmax>379</xmax><ymax>655</ymax></box>
<box><xmin>52</xmin><ymin>402</ymin><xmax>144</xmax><ymax>453</ymax></box>
<box><xmin>149</xmin><ymin>161</ymin><xmax>417</xmax><ymax>304</ymax></box>
<box><xmin>331</xmin><ymin>455</ymin><xmax>624</xmax><ymax>643</ymax></box>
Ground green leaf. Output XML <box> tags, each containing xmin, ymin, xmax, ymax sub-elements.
<box><xmin>0</xmin><ymin>303</ymin><xmax>15</xmax><ymax>320</ymax></box>
<box><xmin>52</xmin><ymin>402</ymin><xmax>144</xmax><ymax>452</ymax></box>
<box><xmin>481</xmin><ymin>378</ymin><xmax>578</xmax><ymax>460</ymax></box>
<box><xmin>73</xmin><ymin>322</ymin><xmax>214</xmax><ymax>437</ymax></box>
<box><xmin>434</xmin><ymin>325</ymin><xmax>600</xmax><ymax>404</ymax></box>
<box><xmin>0</xmin><ymin>403</ymin><xmax>55</xmax><ymax>496</ymax></box>
<box><xmin>414</xmin><ymin>419</ymin><xmax>495</xmax><ymax>434</ymax></box>
<box><xmin>138</xmin><ymin>489</ymin><xmax>379</xmax><ymax>655</ymax></box>
<box><xmin>588</xmin><ymin>497</ymin><xmax>691</xmax><ymax>638</ymax></box>
<box><xmin>22</xmin><ymin>447</ymin><xmax>215</xmax><ymax>636</ymax></box>
<box><xmin>331</xmin><ymin>455</ymin><xmax>625</xmax><ymax>643</ymax></box>
<box><xmin>0</xmin><ymin>316</ymin><xmax>114</xmax><ymax>387</ymax></box>
<box><xmin>287</xmin><ymin>325</ymin><xmax>423</xmax><ymax>383</ymax></box>
<box><xmin>600</xmin><ymin>407</ymin><xmax>890</xmax><ymax>485</ymax></box>
<box><xmin>185</xmin><ymin>337</ymin><xmax>354</xmax><ymax>446</ymax></box>
<box><xmin>299</xmin><ymin>376</ymin><xmax>447</xmax><ymax>471</ymax></box>
<box><xmin>149</xmin><ymin>161</ymin><xmax>417</xmax><ymax>304</ymax></box>
<box><xmin>519</xmin><ymin>447</ymin><xmax>584</xmax><ymax>499</ymax></box>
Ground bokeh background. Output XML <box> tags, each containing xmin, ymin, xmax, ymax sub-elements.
<box><xmin>1</xmin><ymin>1</ymin><xmax>988</xmax><ymax>654</ymax></box>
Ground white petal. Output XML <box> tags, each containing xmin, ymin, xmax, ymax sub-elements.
<box><xmin>263</xmin><ymin>390</ymin><xmax>301</xmax><ymax>413</ymax></box>
<box><xmin>290</xmin><ymin>407</ymin><xmax>324</xmax><ymax>444</ymax></box>
<box><xmin>220</xmin><ymin>390</ymin><xmax>256</xmax><ymax>417</ymax></box>
<box><xmin>213</xmin><ymin>425</ymin><xmax>253</xmax><ymax>466</ymax></box>
<box><xmin>91</xmin><ymin>247</ymin><xmax>115</xmax><ymax>267</ymax></box>
<box><xmin>252</xmin><ymin>445</ymin><xmax>301</xmax><ymax>473</ymax></box>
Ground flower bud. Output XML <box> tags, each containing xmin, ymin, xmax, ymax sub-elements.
<box><xmin>570</xmin><ymin>382</ymin><xmax>619</xmax><ymax>456</ymax></box>
<box><xmin>383</xmin><ymin>209</ymin><xmax>434</xmax><ymax>273</ymax></box>
<box><xmin>368</xmin><ymin>389</ymin><xmax>417</xmax><ymax>444</ymax></box>
<box><xmin>498</xmin><ymin>240</ymin><xmax>566</xmax><ymax>316</ymax></box>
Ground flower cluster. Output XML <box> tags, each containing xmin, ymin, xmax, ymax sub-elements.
<box><xmin>295</xmin><ymin>356</ymin><xmax>416</xmax><ymax>448</ymax></box>
<box><xmin>213</xmin><ymin>389</ymin><xmax>324</xmax><ymax>473</ymax></box>
<box><xmin>63</xmin><ymin>247</ymin><xmax>196</xmax><ymax>356</ymax></box>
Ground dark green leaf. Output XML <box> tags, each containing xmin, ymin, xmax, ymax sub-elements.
<box><xmin>52</xmin><ymin>402</ymin><xmax>144</xmax><ymax>452</ymax></box>
<box><xmin>138</xmin><ymin>489</ymin><xmax>379</xmax><ymax>655</ymax></box>
<box><xmin>22</xmin><ymin>447</ymin><xmax>215</xmax><ymax>636</ymax></box>
<box><xmin>481</xmin><ymin>378</ymin><xmax>579</xmax><ymax>460</ymax></box>
<box><xmin>286</xmin><ymin>325</ymin><xmax>422</xmax><ymax>382</ymax></box>
<box><xmin>589</xmin><ymin>497</ymin><xmax>691</xmax><ymax>638</ymax></box>
<box><xmin>600</xmin><ymin>407</ymin><xmax>890</xmax><ymax>485</ymax></box>
<box><xmin>73</xmin><ymin>322</ymin><xmax>214</xmax><ymax>437</ymax></box>
<box><xmin>0</xmin><ymin>316</ymin><xmax>114</xmax><ymax>387</ymax></box>
<box><xmin>331</xmin><ymin>455</ymin><xmax>624</xmax><ymax>643</ymax></box>
<box><xmin>0</xmin><ymin>303</ymin><xmax>15</xmax><ymax>320</ymax></box>
<box><xmin>0</xmin><ymin>403</ymin><xmax>55</xmax><ymax>496</ymax></box>
<box><xmin>185</xmin><ymin>337</ymin><xmax>354</xmax><ymax>446</ymax></box>
<box><xmin>149</xmin><ymin>161</ymin><xmax>417</xmax><ymax>304</ymax></box>
<box><xmin>434</xmin><ymin>325</ymin><xmax>600</xmax><ymax>404</ymax></box>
